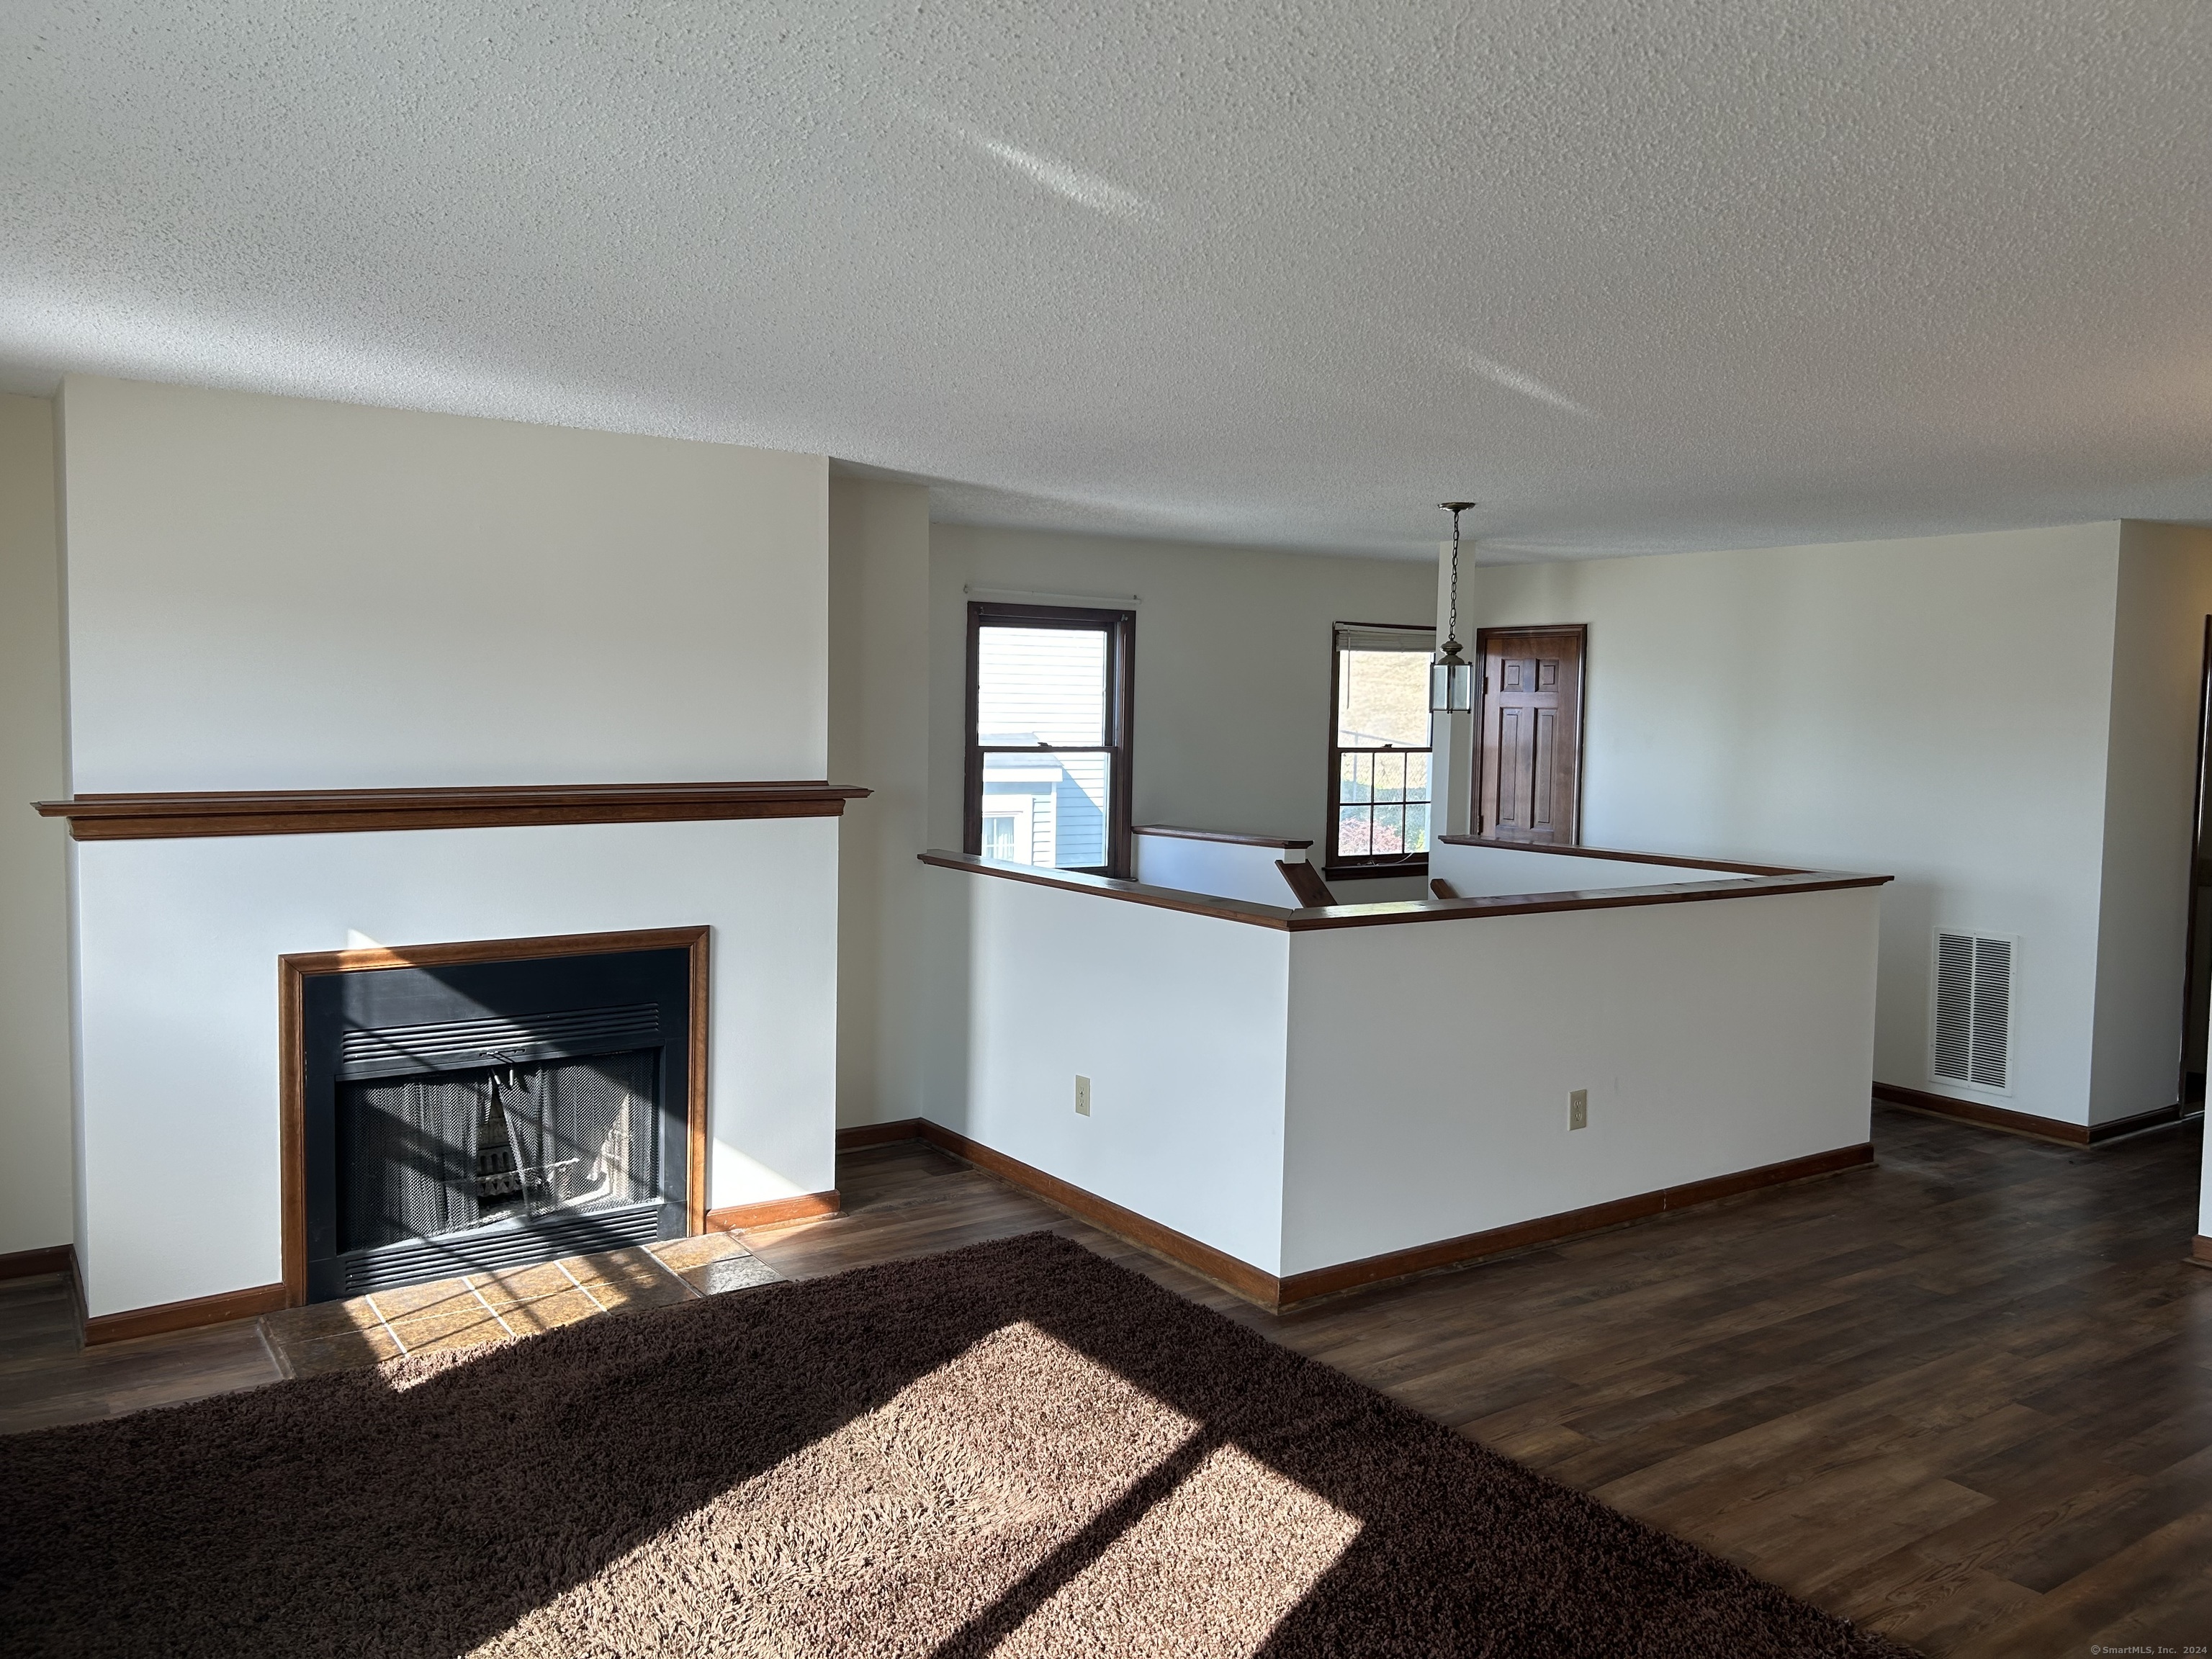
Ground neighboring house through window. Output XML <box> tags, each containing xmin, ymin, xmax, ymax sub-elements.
<box><xmin>1328</xmin><ymin>621</ymin><xmax>1435</xmax><ymax>875</ymax></box>
<box><xmin>965</xmin><ymin>601</ymin><xmax>1135</xmax><ymax>877</ymax></box>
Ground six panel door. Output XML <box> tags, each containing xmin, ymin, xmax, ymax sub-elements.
<box><xmin>1478</xmin><ymin>628</ymin><xmax>1584</xmax><ymax>843</ymax></box>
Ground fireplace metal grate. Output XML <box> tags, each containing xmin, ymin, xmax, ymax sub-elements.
<box><xmin>338</xmin><ymin>1003</ymin><xmax>661</xmax><ymax>1080</ymax></box>
<box><xmin>341</xmin><ymin>1201</ymin><xmax>665</xmax><ymax>1295</ymax></box>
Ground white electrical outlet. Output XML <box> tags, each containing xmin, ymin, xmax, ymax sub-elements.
<box><xmin>1568</xmin><ymin>1089</ymin><xmax>1588</xmax><ymax>1130</ymax></box>
<box><xmin>1075</xmin><ymin>1075</ymin><xmax>1092</xmax><ymax>1116</ymax></box>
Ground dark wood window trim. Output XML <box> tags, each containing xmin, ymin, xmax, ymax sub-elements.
<box><xmin>964</xmin><ymin>601</ymin><xmax>1136</xmax><ymax>878</ymax></box>
<box><xmin>35</xmin><ymin>781</ymin><xmax>870</xmax><ymax>840</ymax></box>
<box><xmin>920</xmin><ymin>848</ymin><xmax>1890</xmax><ymax>930</ymax></box>
<box><xmin>1326</xmin><ymin>620</ymin><xmax>1434</xmax><ymax>881</ymax></box>
<box><xmin>277</xmin><ymin>926</ymin><xmax>711</xmax><ymax>1309</ymax></box>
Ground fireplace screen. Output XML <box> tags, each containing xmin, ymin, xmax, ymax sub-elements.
<box><xmin>338</xmin><ymin>1051</ymin><xmax>660</xmax><ymax>1254</ymax></box>
<box><xmin>300</xmin><ymin>942</ymin><xmax>693</xmax><ymax>1301</ymax></box>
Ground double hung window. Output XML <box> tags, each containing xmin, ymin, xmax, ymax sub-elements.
<box><xmin>1328</xmin><ymin>622</ymin><xmax>1435</xmax><ymax>873</ymax></box>
<box><xmin>965</xmin><ymin>602</ymin><xmax>1135</xmax><ymax>878</ymax></box>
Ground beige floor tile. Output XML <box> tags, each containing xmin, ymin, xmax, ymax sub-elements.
<box><xmin>262</xmin><ymin>1298</ymin><xmax>385</xmax><ymax>1342</ymax></box>
<box><xmin>277</xmin><ymin>1326</ymin><xmax>403</xmax><ymax>1378</ymax></box>
<box><xmin>467</xmin><ymin>1262</ymin><xmax>576</xmax><ymax>1309</ymax></box>
<box><xmin>572</xmin><ymin>1244</ymin><xmax>672</xmax><ymax>1285</ymax></box>
<box><xmin>403</xmin><ymin>1323</ymin><xmax>513</xmax><ymax>1355</ymax></box>
<box><xmin>647</xmin><ymin>1232</ymin><xmax>749</xmax><ymax>1272</ymax></box>
<box><xmin>385</xmin><ymin>1299</ymin><xmax>511</xmax><ymax>1349</ymax></box>
<box><xmin>493</xmin><ymin>1288</ymin><xmax>603</xmax><ymax>1334</ymax></box>
<box><xmin>367</xmin><ymin>1277</ymin><xmax>481</xmax><ymax>1320</ymax></box>
<box><xmin>580</xmin><ymin>1273</ymin><xmax>694</xmax><ymax>1313</ymax></box>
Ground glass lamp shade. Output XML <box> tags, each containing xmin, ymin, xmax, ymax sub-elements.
<box><xmin>1430</xmin><ymin>643</ymin><xmax>1475</xmax><ymax>714</ymax></box>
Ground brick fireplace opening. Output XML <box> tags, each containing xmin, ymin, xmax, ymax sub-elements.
<box><xmin>280</xmin><ymin>927</ymin><xmax>709</xmax><ymax>1305</ymax></box>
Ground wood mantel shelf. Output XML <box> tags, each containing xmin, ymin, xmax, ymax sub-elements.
<box><xmin>35</xmin><ymin>781</ymin><xmax>872</xmax><ymax>840</ymax></box>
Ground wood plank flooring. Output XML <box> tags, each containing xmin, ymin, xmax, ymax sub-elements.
<box><xmin>3</xmin><ymin>1105</ymin><xmax>2206</xmax><ymax>1655</ymax></box>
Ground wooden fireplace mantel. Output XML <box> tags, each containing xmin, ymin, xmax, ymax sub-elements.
<box><xmin>35</xmin><ymin>781</ymin><xmax>871</xmax><ymax>840</ymax></box>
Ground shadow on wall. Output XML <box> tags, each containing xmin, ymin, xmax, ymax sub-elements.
<box><xmin>1871</xmin><ymin>878</ymin><xmax>1937</xmax><ymax>1088</ymax></box>
<box><xmin>920</xmin><ymin>866</ymin><xmax>977</xmax><ymax>1138</ymax></box>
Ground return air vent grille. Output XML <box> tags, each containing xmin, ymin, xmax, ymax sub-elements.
<box><xmin>1933</xmin><ymin>932</ymin><xmax>2012</xmax><ymax>1093</ymax></box>
<box><xmin>337</xmin><ymin>1003</ymin><xmax>661</xmax><ymax>1079</ymax></box>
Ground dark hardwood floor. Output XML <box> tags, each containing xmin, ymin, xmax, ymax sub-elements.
<box><xmin>3</xmin><ymin>1105</ymin><xmax>2207</xmax><ymax>1655</ymax></box>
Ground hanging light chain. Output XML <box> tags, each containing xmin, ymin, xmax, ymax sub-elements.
<box><xmin>1447</xmin><ymin>505</ymin><xmax>1462</xmax><ymax>644</ymax></box>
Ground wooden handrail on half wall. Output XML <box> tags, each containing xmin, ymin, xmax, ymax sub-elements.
<box><xmin>1133</xmin><ymin>824</ymin><xmax>1316</xmax><ymax>850</ymax></box>
<box><xmin>1433</xmin><ymin>834</ymin><xmax>1804</xmax><ymax>877</ymax></box>
<box><xmin>920</xmin><ymin>850</ymin><xmax>1892</xmax><ymax>930</ymax></box>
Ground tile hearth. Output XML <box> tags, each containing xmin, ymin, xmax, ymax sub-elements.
<box><xmin>258</xmin><ymin>1231</ymin><xmax>783</xmax><ymax>1379</ymax></box>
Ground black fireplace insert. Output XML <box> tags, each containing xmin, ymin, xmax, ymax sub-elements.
<box><xmin>300</xmin><ymin>945</ymin><xmax>691</xmax><ymax>1300</ymax></box>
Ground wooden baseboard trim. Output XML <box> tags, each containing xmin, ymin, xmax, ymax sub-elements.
<box><xmin>1874</xmin><ymin>1083</ymin><xmax>2193</xmax><ymax>1146</ymax></box>
<box><xmin>910</xmin><ymin>1121</ymin><xmax>1869</xmax><ymax>1313</ymax></box>
<box><xmin>836</xmin><ymin>1119</ymin><xmax>925</xmax><ymax>1151</ymax></box>
<box><xmin>704</xmin><ymin>1190</ymin><xmax>840</xmax><ymax>1232</ymax></box>
<box><xmin>0</xmin><ymin>1244</ymin><xmax>75</xmax><ymax>1282</ymax></box>
<box><xmin>84</xmin><ymin>1282</ymin><xmax>289</xmax><ymax>1346</ymax></box>
<box><xmin>1276</xmin><ymin>1143</ymin><xmax>1876</xmax><ymax>1305</ymax></box>
<box><xmin>914</xmin><ymin>1121</ymin><xmax>1282</xmax><ymax>1308</ymax></box>
<box><xmin>2190</xmin><ymin>1236</ymin><xmax>2212</xmax><ymax>1269</ymax></box>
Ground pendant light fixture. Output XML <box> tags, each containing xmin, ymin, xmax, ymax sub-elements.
<box><xmin>1430</xmin><ymin>500</ymin><xmax>1478</xmax><ymax>714</ymax></box>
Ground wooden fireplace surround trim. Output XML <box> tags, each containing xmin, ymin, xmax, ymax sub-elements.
<box><xmin>35</xmin><ymin>780</ymin><xmax>871</xmax><ymax>840</ymax></box>
<box><xmin>276</xmin><ymin>925</ymin><xmax>712</xmax><ymax>1310</ymax></box>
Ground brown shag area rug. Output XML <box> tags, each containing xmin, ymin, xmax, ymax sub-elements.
<box><xmin>1</xmin><ymin>1232</ymin><xmax>1912</xmax><ymax>1658</ymax></box>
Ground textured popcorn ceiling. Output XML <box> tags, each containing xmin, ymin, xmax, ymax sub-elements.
<box><xmin>4</xmin><ymin>1</ymin><xmax>2210</xmax><ymax>559</ymax></box>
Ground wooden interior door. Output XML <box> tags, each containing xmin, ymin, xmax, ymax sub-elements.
<box><xmin>1477</xmin><ymin>626</ymin><xmax>1586</xmax><ymax>843</ymax></box>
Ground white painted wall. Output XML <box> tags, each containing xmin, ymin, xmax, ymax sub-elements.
<box><xmin>1457</xmin><ymin>523</ymin><xmax>2128</xmax><ymax>1128</ymax></box>
<box><xmin>0</xmin><ymin>394</ymin><xmax>74</xmax><ymax>1256</ymax></box>
<box><xmin>1281</xmin><ymin>888</ymin><xmax>1881</xmax><ymax>1275</ymax></box>
<box><xmin>919</xmin><ymin>866</ymin><xmax>1291</xmax><ymax>1274</ymax></box>
<box><xmin>59</xmin><ymin>375</ymin><xmax>828</xmax><ymax>791</ymax></box>
<box><xmin>1428</xmin><ymin>840</ymin><xmax>1747</xmax><ymax>898</ymax></box>
<box><xmin>863</xmin><ymin>519</ymin><xmax>1432</xmax><ymax>1130</ymax></box>
<box><xmin>1133</xmin><ymin>832</ymin><xmax>1308</xmax><ymax>908</ymax></box>
<box><xmin>929</xmin><ymin>524</ymin><xmax>1436</xmax><ymax>862</ymax></box>
<box><xmin>830</xmin><ymin>478</ymin><xmax>932</xmax><ymax>1127</ymax></box>
<box><xmin>56</xmin><ymin>379</ymin><xmax>842</xmax><ymax>1314</ymax></box>
<box><xmin>2092</xmin><ymin>523</ymin><xmax>2212</xmax><ymax>1123</ymax></box>
<box><xmin>72</xmin><ymin>819</ymin><xmax>837</xmax><ymax>1317</ymax></box>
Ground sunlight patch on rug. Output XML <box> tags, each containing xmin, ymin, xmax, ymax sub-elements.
<box><xmin>995</xmin><ymin>1440</ymin><xmax>1361</xmax><ymax>1658</ymax></box>
<box><xmin>471</xmin><ymin>1319</ymin><xmax>1355</xmax><ymax>1656</ymax></box>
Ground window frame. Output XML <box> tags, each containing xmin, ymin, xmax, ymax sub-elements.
<box><xmin>963</xmin><ymin>601</ymin><xmax>1136</xmax><ymax>878</ymax></box>
<box><xmin>1325</xmin><ymin>620</ymin><xmax>1436</xmax><ymax>881</ymax></box>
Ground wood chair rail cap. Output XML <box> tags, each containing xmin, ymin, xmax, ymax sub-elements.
<box><xmin>1132</xmin><ymin>824</ymin><xmax>1316</xmax><ymax>850</ymax></box>
<box><xmin>920</xmin><ymin>849</ymin><xmax>1890</xmax><ymax>930</ymax></box>
<box><xmin>35</xmin><ymin>781</ymin><xmax>873</xmax><ymax>840</ymax></box>
<box><xmin>1433</xmin><ymin>835</ymin><xmax>1814</xmax><ymax>878</ymax></box>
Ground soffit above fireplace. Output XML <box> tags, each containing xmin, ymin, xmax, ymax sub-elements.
<box><xmin>35</xmin><ymin>780</ymin><xmax>871</xmax><ymax>840</ymax></box>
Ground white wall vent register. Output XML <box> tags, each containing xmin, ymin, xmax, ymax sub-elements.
<box><xmin>1932</xmin><ymin>931</ymin><xmax>2013</xmax><ymax>1094</ymax></box>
